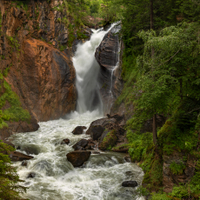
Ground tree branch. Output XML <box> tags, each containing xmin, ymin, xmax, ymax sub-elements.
<box><xmin>157</xmin><ymin>49</ymin><xmax>180</xmax><ymax>67</ymax></box>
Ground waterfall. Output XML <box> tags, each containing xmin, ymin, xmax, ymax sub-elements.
<box><xmin>9</xmin><ymin>23</ymin><xmax>144</xmax><ymax>200</ymax></box>
<box><xmin>73</xmin><ymin>24</ymin><xmax>117</xmax><ymax>114</ymax></box>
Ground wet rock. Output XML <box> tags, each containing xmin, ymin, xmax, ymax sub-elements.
<box><xmin>21</xmin><ymin>144</ymin><xmax>40</xmax><ymax>155</ymax></box>
<box><xmin>107</xmin><ymin>114</ymin><xmax>124</xmax><ymax>123</ymax></box>
<box><xmin>9</xmin><ymin>151</ymin><xmax>34</xmax><ymax>162</ymax></box>
<box><xmin>124</xmin><ymin>156</ymin><xmax>131</xmax><ymax>162</ymax></box>
<box><xmin>89</xmin><ymin>125</ymin><xmax>105</xmax><ymax>141</ymax></box>
<box><xmin>21</xmin><ymin>160</ymin><xmax>28</xmax><ymax>167</ymax></box>
<box><xmin>67</xmin><ymin>151</ymin><xmax>91</xmax><ymax>167</ymax></box>
<box><xmin>85</xmin><ymin>139</ymin><xmax>96</xmax><ymax>150</ymax></box>
<box><xmin>122</xmin><ymin>181</ymin><xmax>138</xmax><ymax>188</ymax></box>
<box><xmin>8</xmin><ymin>39</ymin><xmax>76</xmax><ymax>122</ymax></box>
<box><xmin>73</xmin><ymin>139</ymin><xmax>88</xmax><ymax>150</ymax></box>
<box><xmin>95</xmin><ymin>23</ymin><xmax>123</xmax><ymax>114</ymax></box>
<box><xmin>27</xmin><ymin>172</ymin><xmax>36</xmax><ymax>179</ymax></box>
<box><xmin>95</xmin><ymin>23</ymin><xmax>121</xmax><ymax>69</ymax></box>
<box><xmin>72</xmin><ymin>126</ymin><xmax>87</xmax><ymax>135</ymax></box>
<box><xmin>92</xmin><ymin>151</ymin><xmax>100</xmax><ymax>154</ymax></box>
<box><xmin>61</xmin><ymin>138</ymin><xmax>70</xmax><ymax>145</ymax></box>
<box><xmin>86</xmin><ymin>117</ymin><xmax>116</xmax><ymax>140</ymax></box>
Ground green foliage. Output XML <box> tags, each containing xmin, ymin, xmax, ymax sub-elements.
<box><xmin>169</xmin><ymin>161</ymin><xmax>186</xmax><ymax>175</ymax></box>
<box><xmin>90</xmin><ymin>0</ymin><xmax>100</xmax><ymax>15</ymax></box>
<box><xmin>127</xmin><ymin>131</ymin><xmax>153</xmax><ymax>162</ymax></box>
<box><xmin>59</xmin><ymin>45</ymin><xmax>66</xmax><ymax>52</ymax></box>
<box><xmin>100</xmin><ymin>130</ymin><xmax>117</xmax><ymax>150</ymax></box>
<box><xmin>67</xmin><ymin>24</ymin><xmax>76</xmax><ymax>47</ymax></box>
<box><xmin>12</xmin><ymin>0</ymin><xmax>29</xmax><ymax>12</ymax></box>
<box><xmin>6</xmin><ymin>35</ymin><xmax>20</xmax><ymax>54</ymax></box>
<box><xmin>188</xmin><ymin>160</ymin><xmax>200</xmax><ymax>198</ymax></box>
<box><xmin>170</xmin><ymin>185</ymin><xmax>189</xmax><ymax>199</ymax></box>
<box><xmin>0</xmin><ymin>69</ymin><xmax>30</xmax><ymax>129</ymax></box>
<box><xmin>0</xmin><ymin>141</ymin><xmax>26</xmax><ymax>199</ymax></box>
<box><xmin>112</xmin><ymin>0</ymin><xmax>200</xmax><ymax>197</ymax></box>
<box><xmin>159</xmin><ymin>107</ymin><xmax>199</xmax><ymax>155</ymax></box>
<box><xmin>150</xmin><ymin>192</ymin><xmax>171</xmax><ymax>200</ymax></box>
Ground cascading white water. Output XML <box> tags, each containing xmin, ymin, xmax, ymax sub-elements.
<box><xmin>9</xmin><ymin>24</ymin><xmax>144</xmax><ymax>200</ymax></box>
<box><xmin>73</xmin><ymin>24</ymin><xmax>117</xmax><ymax>114</ymax></box>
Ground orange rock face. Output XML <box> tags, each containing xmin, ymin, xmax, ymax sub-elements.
<box><xmin>7</xmin><ymin>39</ymin><xmax>76</xmax><ymax>122</ymax></box>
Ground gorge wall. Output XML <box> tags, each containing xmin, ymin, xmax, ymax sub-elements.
<box><xmin>95</xmin><ymin>23</ymin><xmax>124</xmax><ymax>115</ymax></box>
<box><xmin>0</xmin><ymin>0</ymin><xmax>92</xmax><ymax>141</ymax></box>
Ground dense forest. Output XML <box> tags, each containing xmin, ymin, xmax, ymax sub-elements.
<box><xmin>0</xmin><ymin>0</ymin><xmax>200</xmax><ymax>199</ymax></box>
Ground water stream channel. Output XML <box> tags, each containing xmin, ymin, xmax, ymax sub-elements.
<box><xmin>10</xmin><ymin>24</ymin><xmax>144</xmax><ymax>200</ymax></box>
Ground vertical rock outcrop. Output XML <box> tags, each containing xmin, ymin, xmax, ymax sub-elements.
<box><xmin>6</xmin><ymin>39</ymin><xmax>76</xmax><ymax>122</ymax></box>
<box><xmin>0</xmin><ymin>0</ymin><xmax>83</xmax><ymax>140</ymax></box>
<box><xmin>95</xmin><ymin>23</ymin><xmax>123</xmax><ymax>115</ymax></box>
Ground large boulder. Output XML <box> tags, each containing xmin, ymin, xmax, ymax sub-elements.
<box><xmin>66</xmin><ymin>151</ymin><xmax>91</xmax><ymax>167</ymax></box>
<box><xmin>86</xmin><ymin>117</ymin><xmax>116</xmax><ymax>141</ymax></box>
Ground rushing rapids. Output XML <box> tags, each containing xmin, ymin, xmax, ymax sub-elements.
<box><xmin>10</xmin><ymin>24</ymin><xmax>144</xmax><ymax>200</ymax></box>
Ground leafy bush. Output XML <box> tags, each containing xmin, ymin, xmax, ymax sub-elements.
<box><xmin>0</xmin><ymin>141</ymin><xmax>26</xmax><ymax>199</ymax></box>
<box><xmin>170</xmin><ymin>185</ymin><xmax>189</xmax><ymax>199</ymax></box>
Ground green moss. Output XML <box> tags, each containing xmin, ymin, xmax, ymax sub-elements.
<box><xmin>127</xmin><ymin>131</ymin><xmax>153</xmax><ymax>162</ymax></box>
<box><xmin>0</xmin><ymin>70</ymin><xmax>30</xmax><ymax>129</ymax></box>
<box><xmin>112</xmin><ymin>143</ymin><xmax>128</xmax><ymax>151</ymax></box>
<box><xmin>100</xmin><ymin>130</ymin><xmax>117</xmax><ymax>150</ymax></box>
<box><xmin>67</xmin><ymin>24</ymin><xmax>76</xmax><ymax>48</ymax></box>
<box><xmin>59</xmin><ymin>45</ymin><xmax>66</xmax><ymax>52</ymax></box>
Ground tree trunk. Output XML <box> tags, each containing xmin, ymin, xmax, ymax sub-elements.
<box><xmin>153</xmin><ymin>114</ymin><xmax>157</xmax><ymax>145</ymax></box>
<box><xmin>150</xmin><ymin>0</ymin><xmax>157</xmax><ymax>145</ymax></box>
<box><xmin>150</xmin><ymin>0</ymin><xmax>154</xmax><ymax>30</ymax></box>
<box><xmin>180</xmin><ymin>78</ymin><xmax>183</xmax><ymax>100</ymax></box>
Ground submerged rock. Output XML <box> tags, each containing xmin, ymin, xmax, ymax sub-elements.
<box><xmin>61</xmin><ymin>138</ymin><xmax>70</xmax><ymax>145</ymax></box>
<box><xmin>9</xmin><ymin>151</ymin><xmax>34</xmax><ymax>162</ymax></box>
<box><xmin>21</xmin><ymin>160</ymin><xmax>28</xmax><ymax>167</ymax></box>
<box><xmin>27</xmin><ymin>172</ymin><xmax>36</xmax><ymax>179</ymax></box>
<box><xmin>67</xmin><ymin>151</ymin><xmax>91</xmax><ymax>167</ymax></box>
<box><xmin>72</xmin><ymin>126</ymin><xmax>87</xmax><ymax>135</ymax></box>
<box><xmin>122</xmin><ymin>181</ymin><xmax>138</xmax><ymax>188</ymax></box>
<box><xmin>21</xmin><ymin>144</ymin><xmax>40</xmax><ymax>155</ymax></box>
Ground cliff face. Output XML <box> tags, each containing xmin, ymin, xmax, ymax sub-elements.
<box><xmin>95</xmin><ymin>23</ymin><xmax>124</xmax><ymax>115</ymax></box>
<box><xmin>6</xmin><ymin>39</ymin><xmax>76</xmax><ymax>122</ymax></box>
<box><xmin>0</xmin><ymin>0</ymin><xmax>86</xmax><ymax>141</ymax></box>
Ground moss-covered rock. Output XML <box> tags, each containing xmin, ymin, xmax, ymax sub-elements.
<box><xmin>99</xmin><ymin>130</ymin><xmax>118</xmax><ymax>151</ymax></box>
